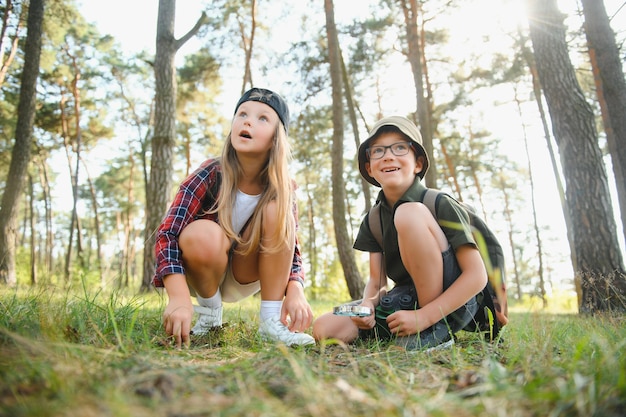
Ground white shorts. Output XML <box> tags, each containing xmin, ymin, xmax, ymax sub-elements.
<box><xmin>219</xmin><ymin>265</ymin><xmax>261</xmax><ymax>302</ymax></box>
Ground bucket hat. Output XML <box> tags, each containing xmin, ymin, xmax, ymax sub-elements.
<box><xmin>358</xmin><ymin>116</ymin><xmax>429</xmax><ymax>187</ymax></box>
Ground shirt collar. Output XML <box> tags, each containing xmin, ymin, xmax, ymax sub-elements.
<box><xmin>375</xmin><ymin>176</ymin><xmax>425</xmax><ymax>209</ymax></box>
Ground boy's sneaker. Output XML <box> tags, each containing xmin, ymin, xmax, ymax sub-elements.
<box><xmin>191</xmin><ymin>305</ymin><xmax>223</xmax><ymax>335</ymax></box>
<box><xmin>422</xmin><ymin>338</ymin><xmax>455</xmax><ymax>353</ymax></box>
<box><xmin>395</xmin><ymin>320</ymin><xmax>454</xmax><ymax>352</ymax></box>
<box><xmin>259</xmin><ymin>317</ymin><xmax>315</xmax><ymax>346</ymax></box>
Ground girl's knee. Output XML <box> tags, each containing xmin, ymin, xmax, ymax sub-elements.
<box><xmin>262</xmin><ymin>200</ymin><xmax>294</xmax><ymax>230</ymax></box>
<box><xmin>261</xmin><ymin>201</ymin><xmax>295</xmax><ymax>248</ymax></box>
<box><xmin>180</xmin><ymin>220</ymin><xmax>228</xmax><ymax>263</ymax></box>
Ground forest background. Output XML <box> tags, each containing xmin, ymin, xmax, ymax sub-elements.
<box><xmin>1</xmin><ymin>0</ymin><xmax>626</xmax><ymax>313</ymax></box>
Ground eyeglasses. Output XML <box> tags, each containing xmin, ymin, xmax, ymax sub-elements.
<box><xmin>367</xmin><ymin>142</ymin><xmax>412</xmax><ymax>160</ymax></box>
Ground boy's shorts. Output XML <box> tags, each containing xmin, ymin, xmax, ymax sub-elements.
<box><xmin>357</xmin><ymin>245</ymin><xmax>478</xmax><ymax>341</ymax></box>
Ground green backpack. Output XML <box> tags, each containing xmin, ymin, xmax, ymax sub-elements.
<box><xmin>368</xmin><ymin>188</ymin><xmax>508</xmax><ymax>340</ymax></box>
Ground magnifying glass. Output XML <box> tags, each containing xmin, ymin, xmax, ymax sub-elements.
<box><xmin>333</xmin><ymin>305</ymin><xmax>372</xmax><ymax>317</ymax></box>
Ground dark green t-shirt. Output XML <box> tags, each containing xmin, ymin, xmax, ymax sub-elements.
<box><xmin>354</xmin><ymin>177</ymin><xmax>476</xmax><ymax>286</ymax></box>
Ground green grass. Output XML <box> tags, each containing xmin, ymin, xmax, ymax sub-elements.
<box><xmin>0</xmin><ymin>286</ymin><xmax>624</xmax><ymax>417</ymax></box>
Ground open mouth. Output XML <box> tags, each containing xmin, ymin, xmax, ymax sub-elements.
<box><xmin>382</xmin><ymin>167</ymin><xmax>399</xmax><ymax>173</ymax></box>
<box><xmin>240</xmin><ymin>130</ymin><xmax>252</xmax><ymax>139</ymax></box>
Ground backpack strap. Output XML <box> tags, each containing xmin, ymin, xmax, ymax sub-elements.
<box><xmin>368</xmin><ymin>203</ymin><xmax>383</xmax><ymax>249</ymax></box>
<box><xmin>368</xmin><ymin>188</ymin><xmax>442</xmax><ymax>249</ymax></box>
<box><xmin>421</xmin><ymin>188</ymin><xmax>442</xmax><ymax>217</ymax></box>
<box><xmin>368</xmin><ymin>187</ymin><xmax>479</xmax><ymax>256</ymax></box>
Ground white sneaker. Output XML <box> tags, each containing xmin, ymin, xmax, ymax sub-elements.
<box><xmin>191</xmin><ymin>305</ymin><xmax>223</xmax><ymax>335</ymax></box>
<box><xmin>259</xmin><ymin>317</ymin><xmax>315</xmax><ymax>346</ymax></box>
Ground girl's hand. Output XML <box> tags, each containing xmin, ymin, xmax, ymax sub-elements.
<box><xmin>163</xmin><ymin>296</ymin><xmax>194</xmax><ymax>348</ymax></box>
<box><xmin>281</xmin><ymin>281</ymin><xmax>313</xmax><ymax>332</ymax></box>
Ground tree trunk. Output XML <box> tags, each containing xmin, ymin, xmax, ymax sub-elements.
<box><xmin>0</xmin><ymin>0</ymin><xmax>44</xmax><ymax>286</ymax></box>
<box><xmin>35</xmin><ymin>154</ymin><xmax>53</xmax><ymax>272</ymax></box>
<box><xmin>0</xmin><ymin>0</ymin><xmax>24</xmax><ymax>87</ymax></box>
<box><xmin>514</xmin><ymin>86</ymin><xmax>546</xmax><ymax>307</ymax></box>
<box><xmin>324</xmin><ymin>0</ymin><xmax>364</xmax><ymax>299</ymax></box>
<box><xmin>141</xmin><ymin>1</ymin><xmax>208</xmax><ymax>291</ymax></box>
<box><xmin>398</xmin><ymin>0</ymin><xmax>436</xmax><ymax>188</ymax></box>
<box><xmin>123</xmin><ymin>151</ymin><xmax>136</xmax><ymax>287</ymax></box>
<box><xmin>238</xmin><ymin>0</ymin><xmax>256</xmax><ymax>94</ymax></box>
<box><xmin>439</xmin><ymin>142</ymin><xmax>462</xmax><ymax>198</ymax></box>
<box><xmin>60</xmin><ymin>96</ymin><xmax>82</xmax><ymax>281</ymax></box>
<box><xmin>466</xmin><ymin>125</ymin><xmax>487</xmax><ymax>219</ymax></box>
<box><xmin>581</xmin><ymin>0</ymin><xmax>626</xmax><ymax>247</ymax></box>
<box><xmin>495</xmin><ymin>172</ymin><xmax>522</xmax><ymax>301</ymax></box>
<box><xmin>527</xmin><ymin>0</ymin><xmax>626</xmax><ymax>313</ymax></box>
<box><xmin>303</xmin><ymin>171</ymin><xmax>318</xmax><ymax>289</ymax></box>
<box><xmin>28</xmin><ymin>174</ymin><xmax>37</xmax><ymax>285</ymax></box>
<box><xmin>82</xmin><ymin>159</ymin><xmax>103</xmax><ymax>287</ymax></box>
<box><xmin>517</xmin><ymin>29</ymin><xmax>580</xmax><ymax>302</ymax></box>
<box><xmin>341</xmin><ymin>54</ymin><xmax>372</xmax><ymax>212</ymax></box>
<box><xmin>142</xmin><ymin>0</ymin><xmax>177</xmax><ymax>291</ymax></box>
<box><xmin>70</xmin><ymin>54</ymin><xmax>85</xmax><ymax>268</ymax></box>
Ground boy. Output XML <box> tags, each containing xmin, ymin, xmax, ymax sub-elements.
<box><xmin>312</xmin><ymin>116</ymin><xmax>487</xmax><ymax>350</ymax></box>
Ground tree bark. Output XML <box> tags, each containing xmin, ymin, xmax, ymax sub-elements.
<box><xmin>141</xmin><ymin>0</ymin><xmax>208</xmax><ymax>291</ymax></box>
<box><xmin>0</xmin><ymin>0</ymin><xmax>45</xmax><ymax>285</ymax></box>
<box><xmin>497</xmin><ymin>174</ymin><xmax>522</xmax><ymax>301</ymax></box>
<box><xmin>581</xmin><ymin>0</ymin><xmax>626</xmax><ymax>247</ymax></box>
<box><xmin>324</xmin><ymin>0</ymin><xmax>365</xmax><ymax>299</ymax></box>
<box><xmin>142</xmin><ymin>0</ymin><xmax>177</xmax><ymax>289</ymax></box>
<box><xmin>341</xmin><ymin>53</ymin><xmax>372</xmax><ymax>212</ymax></box>
<box><xmin>35</xmin><ymin>154</ymin><xmax>52</xmax><ymax>272</ymax></box>
<box><xmin>0</xmin><ymin>0</ymin><xmax>24</xmax><ymax>87</ymax></box>
<box><xmin>514</xmin><ymin>87</ymin><xmax>546</xmax><ymax>306</ymax></box>
<box><xmin>238</xmin><ymin>0</ymin><xmax>256</xmax><ymax>94</ymax></box>
<box><xmin>81</xmin><ymin>159</ymin><xmax>103</xmax><ymax>287</ymax></box>
<box><xmin>517</xmin><ymin>28</ymin><xmax>580</xmax><ymax>302</ymax></box>
<box><xmin>63</xmin><ymin>50</ymin><xmax>86</xmax><ymax>280</ymax></box>
<box><xmin>527</xmin><ymin>0</ymin><xmax>626</xmax><ymax>312</ymax></box>
<box><xmin>398</xmin><ymin>0</ymin><xmax>436</xmax><ymax>188</ymax></box>
<box><xmin>28</xmin><ymin>174</ymin><xmax>37</xmax><ymax>285</ymax></box>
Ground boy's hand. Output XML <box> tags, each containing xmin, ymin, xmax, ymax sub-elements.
<box><xmin>351</xmin><ymin>301</ymin><xmax>376</xmax><ymax>330</ymax></box>
<box><xmin>386</xmin><ymin>310</ymin><xmax>420</xmax><ymax>336</ymax></box>
<box><xmin>163</xmin><ymin>297</ymin><xmax>193</xmax><ymax>348</ymax></box>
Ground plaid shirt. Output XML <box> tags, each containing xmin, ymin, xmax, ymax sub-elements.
<box><xmin>152</xmin><ymin>158</ymin><xmax>305</xmax><ymax>288</ymax></box>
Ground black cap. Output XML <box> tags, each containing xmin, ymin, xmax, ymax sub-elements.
<box><xmin>234</xmin><ymin>88</ymin><xmax>290</xmax><ymax>132</ymax></box>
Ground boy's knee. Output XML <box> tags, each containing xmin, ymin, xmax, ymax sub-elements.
<box><xmin>395</xmin><ymin>202</ymin><xmax>447</xmax><ymax>251</ymax></box>
<box><xmin>312</xmin><ymin>314</ymin><xmax>336</xmax><ymax>341</ymax></box>
<box><xmin>312</xmin><ymin>316</ymin><xmax>326</xmax><ymax>341</ymax></box>
<box><xmin>394</xmin><ymin>202</ymin><xmax>428</xmax><ymax>230</ymax></box>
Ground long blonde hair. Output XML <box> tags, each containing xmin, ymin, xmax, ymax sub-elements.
<box><xmin>214</xmin><ymin>122</ymin><xmax>295</xmax><ymax>256</ymax></box>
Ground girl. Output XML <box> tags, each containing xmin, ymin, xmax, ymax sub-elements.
<box><xmin>312</xmin><ymin>116</ymin><xmax>487</xmax><ymax>351</ymax></box>
<box><xmin>153</xmin><ymin>88</ymin><xmax>314</xmax><ymax>348</ymax></box>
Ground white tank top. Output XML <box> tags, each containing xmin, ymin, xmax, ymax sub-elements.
<box><xmin>232</xmin><ymin>190</ymin><xmax>261</xmax><ymax>233</ymax></box>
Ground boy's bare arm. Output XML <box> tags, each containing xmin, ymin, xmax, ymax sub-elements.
<box><xmin>396</xmin><ymin>245</ymin><xmax>486</xmax><ymax>334</ymax></box>
<box><xmin>361</xmin><ymin>252</ymin><xmax>387</xmax><ymax>307</ymax></box>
